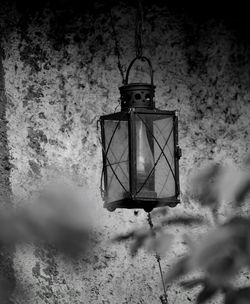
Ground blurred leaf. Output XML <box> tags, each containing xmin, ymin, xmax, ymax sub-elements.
<box><xmin>161</xmin><ymin>216</ymin><xmax>205</xmax><ymax>227</ymax></box>
<box><xmin>165</xmin><ymin>216</ymin><xmax>250</xmax><ymax>289</ymax></box>
<box><xmin>196</xmin><ymin>283</ymin><xmax>218</xmax><ymax>304</ymax></box>
<box><xmin>193</xmin><ymin>216</ymin><xmax>250</xmax><ymax>269</ymax></box>
<box><xmin>243</xmin><ymin>154</ymin><xmax>250</xmax><ymax>167</ymax></box>
<box><xmin>235</xmin><ymin>178</ymin><xmax>250</xmax><ymax>205</ymax></box>
<box><xmin>130</xmin><ymin>232</ymin><xmax>150</xmax><ymax>257</ymax></box>
<box><xmin>180</xmin><ymin>278</ymin><xmax>204</xmax><ymax>289</ymax></box>
<box><xmin>145</xmin><ymin>233</ymin><xmax>173</xmax><ymax>257</ymax></box>
<box><xmin>187</xmin><ymin>163</ymin><xmax>221</xmax><ymax>208</ymax></box>
<box><xmin>164</xmin><ymin>256</ymin><xmax>190</xmax><ymax>284</ymax></box>
<box><xmin>151</xmin><ymin>207</ymin><xmax>168</xmax><ymax>217</ymax></box>
<box><xmin>113</xmin><ymin>229</ymin><xmax>173</xmax><ymax>257</ymax></box>
<box><xmin>214</xmin><ymin>164</ymin><xmax>250</xmax><ymax>208</ymax></box>
<box><xmin>223</xmin><ymin>217</ymin><xmax>250</xmax><ymax>257</ymax></box>
<box><xmin>15</xmin><ymin>181</ymin><xmax>95</xmax><ymax>256</ymax></box>
<box><xmin>225</xmin><ymin>288</ymin><xmax>250</xmax><ymax>304</ymax></box>
<box><xmin>190</xmin><ymin>223</ymin><xmax>247</xmax><ymax>285</ymax></box>
<box><xmin>112</xmin><ymin>231</ymin><xmax>137</xmax><ymax>242</ymax></box>
<box><xmin>113</xmin><ymin>229</ymin><xmax>153</xmax><ymax>257</ymax></box>
<box><xmin>206</xmin><ymin>254</ymin><xmax>239</xmax><ymax>284</ymax></box>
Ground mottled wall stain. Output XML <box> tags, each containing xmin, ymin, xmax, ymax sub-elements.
<box><xmin>0</xmin><ymin>1</ymin><xmax>250</xmax><ymax>303</ymax></box>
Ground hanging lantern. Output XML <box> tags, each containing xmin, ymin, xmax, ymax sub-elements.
<box><xmin>100</xmin><ymin>57</ymin><xmax>181</xmax><ymax>212</ymax></box>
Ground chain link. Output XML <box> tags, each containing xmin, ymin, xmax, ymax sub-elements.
<box><xmin>109</xmin><ymin>0</ymin><xmax>145</xmax><ymax>83</ymax></box>
<box><xmin>135</xmin><ymin>0</ymin><xmax>144</xmax><ymax>58</ymax></box>
<box><xmin>109</xmin><ymin>8</ymin><xmax>126</xmax><ymax>84</ymax></box>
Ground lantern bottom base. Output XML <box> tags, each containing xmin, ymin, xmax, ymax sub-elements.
<box><xmin>103</xmin><ymin>197</ymin><xmax>180</xmax><ymax>212</ymax></box>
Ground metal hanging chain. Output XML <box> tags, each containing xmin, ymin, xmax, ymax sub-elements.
<box><xmin>109</xmin><ymin>0</ymin><xmax>145</xmax><ymax>83</ymax></box>
<box><xmin>135</xmin><ymin>0</ymin><xmax>144</xmax><ymax>58</ymax></box>
<box><xmin>109</xmin><ymin>8</ymin><xmax>126</xmax><ymax>84</ymax></box>
<box><xmin>147</xmin><ymin>213</ymin><xmax>168</xmax><ymax>304</ymax></box>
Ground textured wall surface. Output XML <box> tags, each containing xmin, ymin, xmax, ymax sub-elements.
<box><xmin>0</xmin><ymin>1</ymin><xmax>250</xmax><ymax>303</ymax></box>
<box><xmin>0</xmin><ymin>46</ymin><xmax>16</xmax><ymax>304</ymax></box>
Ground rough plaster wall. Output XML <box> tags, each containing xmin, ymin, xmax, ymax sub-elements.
<box><xmin>1</xmin><ymin>2</ymin><xmax>250</xmax><ymax>303</ymax></box>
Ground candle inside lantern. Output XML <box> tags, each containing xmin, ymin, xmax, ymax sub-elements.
<box><xmin>136</xmin><ymin>119</ymin><xmax>154</xmax><ymax>193</ymax></box>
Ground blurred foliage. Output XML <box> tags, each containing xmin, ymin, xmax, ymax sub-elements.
<box><xmin>113</xmin><ymin>158</ymin><xmax>250</xmax><ymax>303</ymax></box>
<box><xmin>0</xmin><ymin>180</ymin><xmax>95</xmax><ymax>257</ymax></box>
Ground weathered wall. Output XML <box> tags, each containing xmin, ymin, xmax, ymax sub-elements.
<box><xmin>0</xmin><ymin>46</ymin><xmax>16</xmax><ymax>304</ymax></box>
<box><xmin>1</xmin><ymin>1</ymin><xmax>250</xmax><ymax>303</ymax></box>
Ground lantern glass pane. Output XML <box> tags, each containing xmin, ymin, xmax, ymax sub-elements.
<box><xmin>153</xmin><ymin>116</ymin><xmax>175</xmax><ymax>198</ymax></box>
<box><xmin>104</xmin><ymin>120</ymin><xmax>130</xmax><ymax>202</ymax></box>
<box><xmin>134</xmin><ymin>114</ymin><xmax>176</xmax><ymax>198</ymax></box>
<box><xmin>135</xmin><ymin>115</ymin><xmax>155</xmax><ymax>198</ymax></box>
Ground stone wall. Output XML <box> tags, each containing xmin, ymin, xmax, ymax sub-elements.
<box><xmin>0</xmin><ymin>1</ymin><xmax>250</xmax><ymax>303</ymax></box>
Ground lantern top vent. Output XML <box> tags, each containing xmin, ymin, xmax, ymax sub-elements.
<box><xmin>119</xmin><ymin>57</ymin><xmax>155</xmax><ymax>111</ymax></box>
<box><xmin>120</xmin><ymin>83</ymin><xmax>155</xmax><ymax>110</ymax></box>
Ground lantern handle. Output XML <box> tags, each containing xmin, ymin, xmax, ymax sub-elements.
<box><xmin>125</xmin><ymin>56</ymin><xmax>154</xmax><ymax>86</ymax></box>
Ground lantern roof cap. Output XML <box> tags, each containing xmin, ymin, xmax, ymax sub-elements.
<box><xmin>119</xmin><ymin>82</ymin><xmax>155</xmax><ymax>110</ymax></box>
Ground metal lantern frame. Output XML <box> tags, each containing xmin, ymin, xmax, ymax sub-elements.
<box><xmin>100</xmin><ymin>57</ymin><xmax>181</xmax><ymax>212</ymax></box>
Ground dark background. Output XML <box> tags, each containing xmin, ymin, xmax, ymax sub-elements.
<box><xmin>6</xmin><ymin>0</ymin><xmax>250</xmax><ymax>33</ymax></box>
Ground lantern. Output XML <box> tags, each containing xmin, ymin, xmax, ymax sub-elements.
<box><xmin>100</xmin><ymin>57</ymin><xmax>181</xmax><ymax>212</ymax></box>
